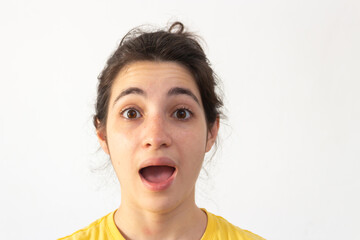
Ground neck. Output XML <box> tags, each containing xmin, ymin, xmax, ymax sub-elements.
<box><xmin>114</xmin><ymin>192</ymin><xmax>207</xmax><ymax>240</ymax></box>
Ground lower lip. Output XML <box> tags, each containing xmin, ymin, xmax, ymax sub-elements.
<box><xmin>139</xmin><ymin>168</ymin><xmax>177</xmax><ymax>191</ymax></box>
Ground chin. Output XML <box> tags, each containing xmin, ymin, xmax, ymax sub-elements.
<box><xmin>138</xmin><ymin>191</ymin><xmax>185</xmax><ymax>214</ymax></box>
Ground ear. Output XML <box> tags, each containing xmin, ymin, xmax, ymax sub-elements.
<box><xmin>205</xmin><ymin>117</ymin><xmax>220</xmax><ymax>152</ymax></box>
<box><xmin>96</xmin><ymin>121</ymin><xmax>109</xmax><ymax>155</ymax></box>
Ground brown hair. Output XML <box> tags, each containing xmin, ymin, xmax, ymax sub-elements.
<box><xmin>94</xmin><ymin>22</ymin><xmax>223</xmax><ymax>130</ymax></box>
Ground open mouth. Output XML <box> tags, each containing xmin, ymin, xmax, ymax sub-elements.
<box><xmin>139</xmin><ymin>166</ymin><xmax>176</xmax><ymax>183</ymax></box>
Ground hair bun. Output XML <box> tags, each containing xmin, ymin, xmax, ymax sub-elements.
<box><xmin>168</xmin><ymin>22</ymin><xmax>184</xmax><ymax>34</ymax></box>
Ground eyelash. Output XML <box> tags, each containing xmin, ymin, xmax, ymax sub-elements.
<box><xmin>119</xmin><ymin>107</ymin><xmax>193</xmax><ymax>120</ymax></box>
<box><xmin>172</xmin><ymin>107</ymin><xmax>193</xmax><ymax>120</ymax></box>
<box><xmin>120</xmin><ymin>107</ymin><xmax>142</xmax><ymax>119</ymax></box>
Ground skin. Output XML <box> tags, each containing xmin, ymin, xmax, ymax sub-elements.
<box><xmin>96</xmin><ymin>61</ymin><xmax>219</xmax><ymax>240</ymax></box>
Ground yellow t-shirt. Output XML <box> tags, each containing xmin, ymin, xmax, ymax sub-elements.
<box><xmin>59</xmin><ymin>209</ymin><xmax>265</xmax><ymax>240</ymax></box>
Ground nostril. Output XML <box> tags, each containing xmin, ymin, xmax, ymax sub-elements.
<box><xmin>142</xmin><ymin>131</ymin><xmax>172</xmax><ymax>148</ymax></box>
<box><xmin>144</xmin><ymin>140</ymin><xmax>170</xmax><ymax>148</ymax></box>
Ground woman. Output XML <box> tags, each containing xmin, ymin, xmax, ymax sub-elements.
<box><xmin>60</xmin><ymin>22</ymin><xmax>265</xmax><ymax>240</ymax></box>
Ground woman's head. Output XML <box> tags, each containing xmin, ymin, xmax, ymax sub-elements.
<box><xmin>94</xmin><ymin>22</ymin><xmax>223</xmax><ymax>212</ymax></box>
<box><xmin>94</xmin><ymin>22</ymin><xmax>223</xmax><ymax>132</ymax></box>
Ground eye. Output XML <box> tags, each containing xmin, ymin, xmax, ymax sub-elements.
<box><xmin>121</xmin><ymin>108</ymin><xmax>142</xmax><ymax>119</ymax></box>
<box><xmin>173</xmin><ymin>108</ymin><xmax>192</xmax><ymax>120</ymax></box>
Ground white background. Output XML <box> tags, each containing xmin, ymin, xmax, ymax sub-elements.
<box><xmin>1</xmin><ymin>0</ymin><xmax>359</xmax><ymax>239</ymax></box>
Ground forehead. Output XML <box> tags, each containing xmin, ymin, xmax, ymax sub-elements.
<box><xmin>110</xmin><ymin>61</ymin><xmax>201</xmax><ymax>102</ymax></box>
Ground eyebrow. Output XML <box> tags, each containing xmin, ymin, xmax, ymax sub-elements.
<box><xmin>112</xmin><ymin>87</ymin><xmax>146</xmax><ymax>107</ymax></box>
<box><xmin>168</xmin><ymin>87</ymin><xmax>200</xmax><ymax>105</ymax></box>
<box><xmin>112</xmin><ymin>86</ymin><xmax>200</xmax><ymax>107</ymax></box>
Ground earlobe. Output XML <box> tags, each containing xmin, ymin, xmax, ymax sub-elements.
<box><xmin>96</xmin><ymin>128</ymin><xmax>109</xmax><ymax>155</ymax></box>
<box><xmin>205</xmin><ymin>117</ymin><xmax>220</xmax><ymax>152</ymax></box>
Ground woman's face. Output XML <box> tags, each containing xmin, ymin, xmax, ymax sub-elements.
<box><xmin>97</xmin><ymin>61</ymin><xmax>218</xmax><ymax>213</ymax></box>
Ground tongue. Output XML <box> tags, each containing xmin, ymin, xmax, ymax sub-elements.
<box><xmin>140</xmin><ymin>166</ymin><xmax>175</xmax><ymax>183</ymax></box>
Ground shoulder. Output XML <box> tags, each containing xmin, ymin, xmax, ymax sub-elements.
<box><xmin>58</xmin><ymin>211</ymin><xmax>120</xmax><ymax>240</ymax></box>
<box><xmin>202</xmin><ymin>209</ymin><xmax>266</xmax><ymax>240</ymax></box>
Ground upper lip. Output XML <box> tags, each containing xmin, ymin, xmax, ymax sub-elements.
<box><xmin>138</xmin><ymin>157</ymin><xmax>177</xmax><ymax>171</ymax></box>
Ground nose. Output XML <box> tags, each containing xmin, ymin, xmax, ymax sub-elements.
<box><xmin>142</xmin><ymin>115</ymin><xmax>172</xmax><ymax>149</ymax></box>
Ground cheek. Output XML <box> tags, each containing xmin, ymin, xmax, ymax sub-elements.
<box><xmin>106</xmin><ymin>127</ymin><xmax>139</xmax><ymax>169</ymax></box>
<box><xmin>106</xmin><ymin>132</ymin><xmax>140</xmax><ymax>188</ymax></box>
<box><xmin>176</xmin><ymin>127</ymin><xmax>208</xmax><ymax>167</ymax></box>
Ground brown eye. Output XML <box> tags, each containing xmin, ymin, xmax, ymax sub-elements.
<box><xmin>121</xmin><ymin>108</ymin><xmax>141</xmax><ymax>119</ymax></box>
<box><xmin>173</xmin><ymin>108</ymin><xmax>191</xmax><ymax>120</ymax></box>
